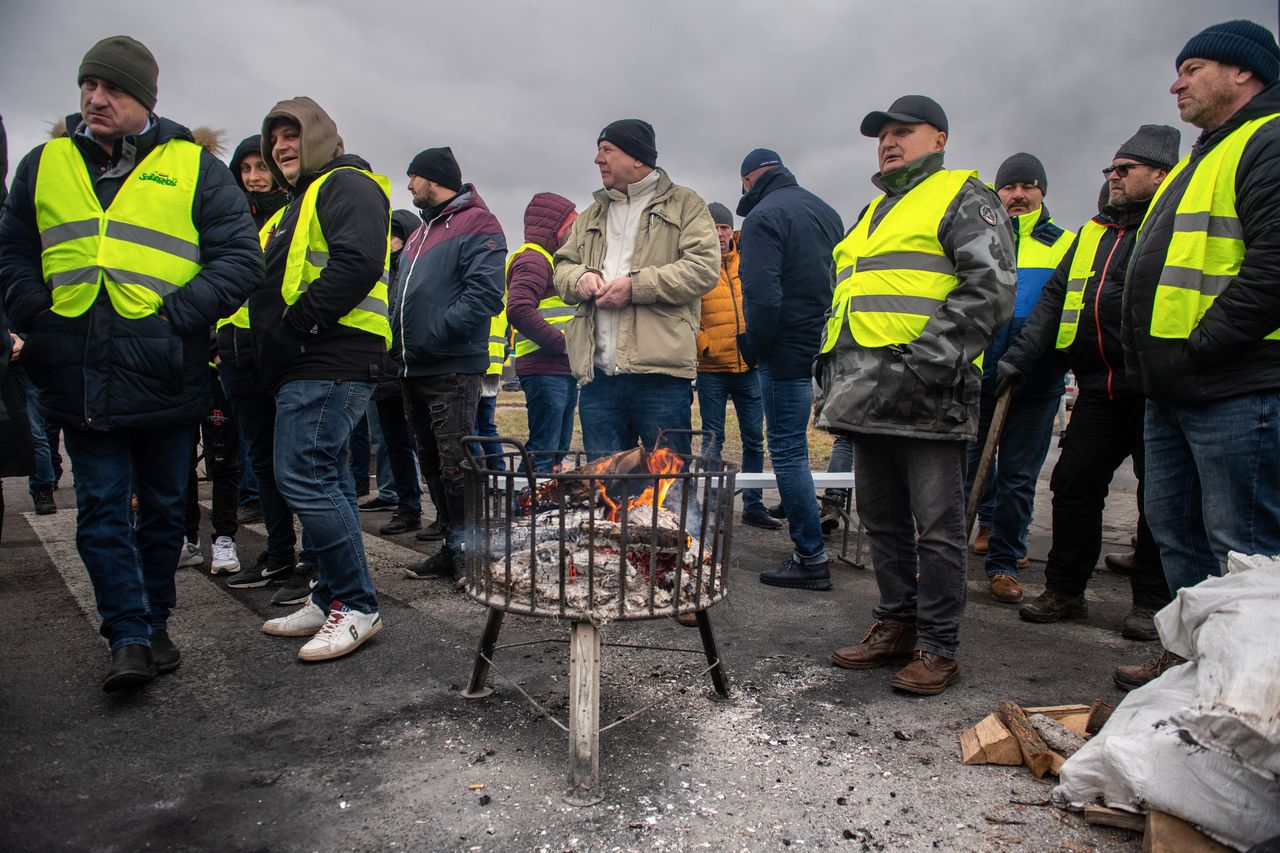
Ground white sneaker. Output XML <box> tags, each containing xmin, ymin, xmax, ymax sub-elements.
<box><xmin>210</xmin><ymin>536</ymin><xmax>241</xmax><ymax>575</ymax></box>
<box><xmin>298</xmin><ymin>606</ymin><xmax>383</xmax><ymax>662</ymax></box>
<box><xmin>177</xmin><ymin>538</ymin><xmax>203</xmax><ymax>568</ymax></box>
<box><xmin>262</xmin><ymin>599</ymin><xmax>327</xmax><ymax>637</ymax></box>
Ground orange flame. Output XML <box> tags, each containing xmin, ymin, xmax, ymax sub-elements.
<box><xmin>595</xmin><ymin>447</ymin><xmax>685</xmax><ymax>521</ymax></box>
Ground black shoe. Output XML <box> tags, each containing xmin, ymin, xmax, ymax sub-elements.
<box><xmin>766</xmin><ymin>502</ymin><xmax>786</xmax><ymax>520</ymax></box>
<box><xmin>102</xmin><ymin>645</ymin><xmax>156</xmax><ymax>692</ymax></box>
<box><xmin>1018</xmin><ymin>589</ymin><xmax>1089</xmax><ymax>623</ymax></box>
<box><xmin>742</xmin><ymin>505</ymin><xmax>783</xmax><ymax>530</ymax></box>
<box><xmin>415</xmin><ymin>519</ymin><xmax>446</xmax><ymax>542</ymax></box>
<box><xmin>271</xmin><ymin>561</ymin><xmax>317</xmax><ymax>606</ymax></box>
<box><xmin>759</xmin><ymin>558</ymin><xmax>832</xmax><ymax>591</ymax></box>
<box><xmin>379</xmin><ymin>511</ymin><xmax>422</xmax><ymax>535</ymax></box>
<box><xmin>358</xmin><ymin>495</ymin><xmax>397</xmax><ymax>513</ymax></box>
<box><xmin>237</xmin><ymin>502</ymin><xmax>264</xmax><ymax>524</ymax></box>
<box><xmin>150</xmin><ymin>630</ymin><xmax>181</xmax><ymax>674</ymax></box>
<box><xmin>1121</xmin><ymin>607</ymin><xmax>1159</xmax><ymax>641</ymax></box>
<box><xmin>226</xmin><ymin>551</ymin><xmax>294</xmax><ymax>589</ymax></box>
<box><xmin>32</xmin><ymin>485</ymin><xmax>56</xmax><ymax>515</ymax></box>
<box><xmin>405</xmin><ymin>550</ymin><xmax>456</xmax><ymax>579</ymax></box>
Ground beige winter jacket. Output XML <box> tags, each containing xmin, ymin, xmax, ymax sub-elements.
<box><xmin>553</xmin><ymin>170</ymin><xmax>719</xmax><ymax>384</ymax></box>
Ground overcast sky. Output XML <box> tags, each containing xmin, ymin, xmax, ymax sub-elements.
<box><xmin>4</xmin><ymin>1</ymin><xmax>1276</xmax><ymax>243</ymax></box>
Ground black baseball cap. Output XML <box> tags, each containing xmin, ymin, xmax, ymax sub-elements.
<box><xmin>860</xmin><ymin>95</ymin><xmax>949</xmax><ymax>137</ymax></box>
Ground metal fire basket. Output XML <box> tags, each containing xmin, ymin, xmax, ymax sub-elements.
<box><xmin>458</xmin><ymin>433</ymin><xmax>735</xmax><ymax>804</ymax></box>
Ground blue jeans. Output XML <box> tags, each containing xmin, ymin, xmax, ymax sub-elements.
<box><xmin>826</xmin><ymin>433</ymin><xmax>853</xmax><ymax>501</ymax></box>
<box><xmin>578</xmin><ymin>372</ymin><xmax>693</xmax><ymax>458</ymax></box>
<box><xmin>964</xmin><ymin>391</ymin><xmax>1061</xmax><ymax>577</ymax></box>
<box><xmin>474</xmin><ymin>394</ymin><xmax>505</xmax><ymax>471</ymax></box>
<box><xmin>349</xmin><ymin>413</ymin><xmax>371</xmax><ymax>490</ymax></box>
<box><xmin>367</xmin><ymin>399</ymin><xmax>398</xmax><ymax>503</ymax></box>
<box><xmin>696</xmin><ymin>370</ymin><xmax>765</xmax><ymax>512</ymax></box>
<box><xmin>63</xmin><ymin>424</ymin><xmax>197</xmax><ymax>651</ymax></box>
<box><xmin>520</xmin><ymin>374</ymin><xmax>578</xmax><ymax>472</ymax></box>
<box><xmin>758</xmin><ymin>365</ymin><xmax>825</xmax><ymax>563</ymax></box>
<box><xmin>375</xmin><ymin>394</ymin><xmax>422</xmax><ymax>514</ymax></box>
<box><xmin>25</xmin><ymin>377</ymin><xmax>55</xmax><ymax>491</ymax></box>
<box><xmin>1144</xmin><ymin>394</ymin><xmax>1280</xmax><ymax>595</ymax></box>
<box><xmin>237</xmin><ymin>436</ymin><xmax>260</xmax><ymax>506</ymax></box>
<box><xmin>274</xmin><ymin>379</ymin><xmax>378</xmax><ymax>614</ymax></box>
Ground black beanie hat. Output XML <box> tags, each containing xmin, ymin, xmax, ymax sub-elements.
<box><xmin>1176</xmin><ymin>19</ymin><xmax>1280</xmax><ymax>84</ymax></box>
<box><xmin>78</xmin><ymin>36</ymin><xmax>159</xmax><ymax>112</ymax></box>
<box><xmin>1115</xmin><ymin>124</ymin><xmax>1181</xmax><ymax>170</ymax></box>
<box><xmin>407</xmin><ymin>147</ymin><xmax>462</xmax><ymax>192</ymax></box>
<box><xmin>995</xmin><ymin>152</ymin><xmax>1048</xmax><ymax>194</ymax></box>
<box><xmin>597</xmin><ymin>119</ymin><xmax>657</xmax><ymax>168</ymax></box>
<box><xmin>707</xmin><ymin>202</ymin><xmax>734</xmax><ymax>228</ymax></box>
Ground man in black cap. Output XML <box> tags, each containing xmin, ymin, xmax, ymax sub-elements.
<box><xmin>815</xmin><ymin>95</ymin><xmax>1015</xmax><ymax>696</ymax></box>
<box><xmin>734</xmin><ymin>148</ymin><xmax>844</xmax><ymax>587</ymax></box>
<box><xmin>0</xmin><ymin>35</ymin><xmax>261</xmax><ymax>690</ymax></box>
<box><xmin>1001</xmin><ymin>126</ymin><xmax>1179</xmax><ymax>654</ymax></box>
<box><xmin>393</xmin><ymin>147</ymin><xmax>506</xmax><ymax>580</ymax></box>
<box><xmin>1119</xmin><ymin>19</ymin><xmax>1280</xmax><ymax>689</ymax></box>
<box><xmin>553</xmin><ymin>120</ymin><xmax>719</xmax><ymax>459</ymax></box>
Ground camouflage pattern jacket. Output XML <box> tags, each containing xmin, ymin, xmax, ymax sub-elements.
<box><xmin>815</xmin><ymin>153</ymin><xmax>1016</xmax><ymax>442</ymax></box>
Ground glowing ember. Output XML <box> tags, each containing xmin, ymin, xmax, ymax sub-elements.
<box><xmin>594</xmin><ymin>447</ymin><xmax>684</xmax><ymax>522</ymax></box>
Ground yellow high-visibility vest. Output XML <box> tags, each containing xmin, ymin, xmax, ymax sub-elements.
<box><xmin>1055</xmin><ymin>220</ymin><xmax>1108</xmax><ymax>349</ymax></box>
<box><xmin>824</xmin><ymin>169</ymin><xmax>976</xmax><ymax>360</ymax></box>
<box><xmin>1139</xmin><ymin>113</ymin><xmax>1280</xmax><ymax>341</ymax></box>
<box><xmin>34</xmin><ymin>136</ymin><xmax>202</xmax><ymax>318</ymax></box>
<box><xmin>272</xmin><ymin>167</ymin><xmax>393</xmax><ymax>348</ymax></box>
<box><xmin>487</xmin><ymin>308</ymin><xmax>509</xmax><ymax>376</ymax></box>
<box><xmin>505</xmin><ymin>242</ymin><xmax>573</xmax><ymax>358</ymax></box>
<box><xmin>218</xmin><ymin>207</ymin><xmax>285</xmax><ymax>331</ymax></box>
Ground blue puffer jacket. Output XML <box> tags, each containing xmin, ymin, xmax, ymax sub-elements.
<box><xmin>391</xmin><ymin>184</ymin><xmax>506</xmax><ymax>378</ymax></box>
<box><xmin>0</xmin><ymin>114</ymin><xmax>262</xmax><ymax>430</ymax></box>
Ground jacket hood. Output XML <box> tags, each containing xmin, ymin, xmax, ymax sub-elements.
<box><xmin>260</xmin><ymin>96</ymin><xmax>344</xmax><ymax>191</ymax></box>
<box><xmin>417</xmin><ymin>183</ymin><xmax>493</xmax><ymax>224</ymax></box>
<box><xmin>391</xmin><ymin>209</ymin><xmax>420</xmax><ymax>242</ymax></box>
<box><xmin>522</xmin><ymin>192</ymin><xmax>576</xmax><ymax>252</ymax></box>
<box><xmin>736</xmin><ymin>165</ymin><xmax>797</xmax><ymax>217</ymax></box>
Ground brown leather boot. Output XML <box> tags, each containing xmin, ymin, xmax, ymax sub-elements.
<box><xmin>889</xmin><ymin>651</ymin><xmax>960</xmax><ymax>695</ymax></box>
<box><xmin>989</xmin><ymin>574</ymin><xmax>1024</xmax><ymax>603</ymax></box>
<box><xmin>831</xmin><ymin>621</ymin><xmax>917</xmax><ymax>670</ymax></box>
<box><xmin>1113</xmin><ymin>648</ymin><xmax>1187</xmax><ymax>692</ymax></box>
<box><xmin>972</xmin><ymin>524</ymin><xmax>991</xmax><ymax>554</ymax></box>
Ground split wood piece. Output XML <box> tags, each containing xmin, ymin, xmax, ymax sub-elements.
<box><xmin>592</xmin><ymin>521</ymin><xmax>688</xmax><ymax>550</ymax></box>
<box><xmin>1029</xmin><ymin>714</ymin><xmax>1087</xmax><ymax>758</ymax></box>
<box><xmin>1086</xmin><ymin>699</ymin><xmax>1114</xmax><ymax>735</ymax></box>
<box><xmin>997</xmin><ymin>700</ymin><xmax>1056</xmax><ymax>778</ymax></box>
<box><xmin>1022</xmin><ymin>703</ymin><xmax>1092</xmax><ymax>738</ymax></box>
<box><xmin>960</xmin><ymin>714</ymin><xmax>1023</xmax><ymax>766</ymax></box>
<box><xmin>1142</xmin><ymin>809</ymin><xmax>1231</xmax><ymax>853</ymax></box>
<box><xmin>1084</xmin><ymin>805</ymin><xmax>1146</xmax><ymax>833</ymax></box>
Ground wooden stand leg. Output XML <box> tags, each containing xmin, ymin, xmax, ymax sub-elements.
<box><xmin>461</xmin><ymin>607</ymin><xmax>505</xmax><ymax>699</ymax></box>
<box><xmin>694</xmin><ymin>610</ymin><xmax>731</xmax><ymax>699</ymax></box>
<box><xmin>565</xmin><ymin>620</ymin><xmax>602</xmax><ymax>806</ymax></box>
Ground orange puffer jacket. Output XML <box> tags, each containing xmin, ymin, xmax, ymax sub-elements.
<box><xmin>697</xmin><ymin>234</ymin><xmax>749</xmax><ymax>372</ymax></box>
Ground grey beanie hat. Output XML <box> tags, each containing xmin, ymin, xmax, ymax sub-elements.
<box><xmin>707</xmin><ymin>202</ymin><xmax>733</xmax><ymax>228</ymax></box>
<box><xmin>1115</xmin><ymin>124</ymin><xmax>1182</xmax><ymax>170</ymax></box>
<box><xmin>78</xmin><ymin>36</ymin><xmax>159</xmax><ymax>111</ymax></box>
<box><xmin>995</xmin><ymin>152</ymin><xmax>1048</xmax><ymax>194</ymax></box>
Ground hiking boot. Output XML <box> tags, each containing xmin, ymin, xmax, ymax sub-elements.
<box><xmin>819</xmin><ymin>495</ymin><xmax>843</xmax><ymax>534</ymax></box>
<box><xmin>102</xmin><ymin>645</ymin><xmax>155</xmax><ymax>693</ymax></box>
<box><xmin>1104</xmin><ymin>551</ymin><xmax>1136</xmax><ymax>576</ymax></box>
<box><xmin>832</xmin><ymin>621</ymin><xmax>917</xmax><ymax>670</ymax></box>
<box><xmin>379</xmin><ymin>511</ymin><xmax>422</xmax><ymax>535</ymax></box>
<box><xmin>210</xmin><ymin>536</ymin><xmax>241</xmax><ymax>575</ymax></box>
<box><xmin>415</xmin><ymin>519</ymin><xmax>446</xmax><ymax>542</ymax></box>
<box><xmin>742</xmin><ymin>505</ymin><xmax>783</xmax><ymax>530</ymax></box>
<box><xmin>32</xmin><ymin>485</ymin><xmax>56</xmax><ymax>515</ymax></box>
<box><xmin>262</xmin><ymin>599</ymin><xmax>327</xmax><ymax>637</ymax></box>
<box><xmin>1018</xmin><ymin>589</ymin><xmax>1089</xmax><ymax>623</ymax></box>
<box><xmin>358</xmin><ymin>495</ymin><xmax>396</xmax><ymax>513</ymax></box>
<box><xmin>177</xmin><ymin>538</ymin><xmax>204</xmax><ymax>569</ymax></box>
<box><xmin>989</xmin><ymin>574</ymin><xmax>1023</xmax><ymax>603</ymax></box>
<box><xmin>237</xmin><ymin>502</ymin><xmax>264</xmax><ymax>524</ymax></box>
<box><xmin>405</xmin><ymin>550</ymin><xmax>456</xmax><ymax>580</ymax></box>
<box><xmin>1113</xmin><ymin>649</ymin><xmax>1187</xmax><ymax>692</ymax></box>
<box><xmin>1121</xmin><ymin>607</ymin><xmax>1159</xmax><ymax>642</ymax></box>
<box><xmin>150</xmin><ymin>630</ymin><xmax>181</xmax><ymax>674</ymax></box>
<box><xmin>759</xmin><ymin>557</ymin><xmax>832</xmax><ymax>591</ymax></box>
<box><xmin>890</xmin><ymin>651</ymin><xmax>960</xmax><ymax>695</ymax></box>
<box><xmin>271</xmin><ymin>560</ymin><xmax>317</xmax><ymax>606</ymax></box>
<box><xmin>226</xmin><ymin>551</ymin><xmax>294</xmax><ymax>589</ymax></box>
<box><xmin>766</xmin><ymin>502</ymin><xmax>786</xmax><ymax>520</ymax></box>
<box><xmin>972</xmin><ymin>524</ymin><xmax>991</xmax><ymax>554</ymax></box>
<box><xmin>297</xmin><ymin>604</ymin><xmax>383</xmax><ymax>662</ymax></box>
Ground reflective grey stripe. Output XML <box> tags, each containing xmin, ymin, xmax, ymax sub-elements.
<box><xmin>47</xmin><ymin>266</ymin><xmax>100</xmax><ymax>289</ymax></box>
<box><xmin>1060</xmin><ymin>309</ymin><xmax>1080</xmax><ymax>325</ymax></box>
<box><xmin>378</xmin><ymin>271</ymin><xmax>390</xmax><ymax>285</ymax></box>
<box><xmin>856</xmin><ymin>252</ymin><xmax>955</xmax><ymax>275</ymax></box>
<box><xmin>489</xmin><ymin>335</ymin><xmax>507</xmax><ymax>345</ymax></box>
<box><xmin>1065</xmin><ymin>277</ymin><xmax>1087</xmax><ymax>292</ymax></box>
<box><xmin>104</xmin><ymin>222</ymin><xmax>200</xmax><ymax>263</ymax></box>
<box><xmin>1160</xmin><ymin>265</ymin><xmax>1234</xmax><ymax>297</ymax></box>
<box><xmin>835</xmin><ymin>266</ymin><xmax>854</xmax><ymax>284</ymax></box>
<box><xmin>102</xmin><ymin>267</ymin><xmax>180</xmax><ymax>297</ymax></box>
<box><xmin>41</xmin><ymin>219</ymin><xmax>99</xmax><ymax>249</ymax></box>
<box><xmin>848</xmin><ymin>294</ymin><xmax>942</xmax><ymax>315</ymax></box>
<box><xmin>538</xmin><ymin>306</ymin><xmax>576</xmax><ymax>320</ymax></box>
<box><xmin>306</xmin><ymin>250</ymin><xmax>329</xmax><ymax>268</ymax></box>
<box><xmin>1173</xmin><ymin>212</ymin><xmax>1244</xmax><ymax>241</ymax></box>
<box><xmin>354</xmin><ymin>295</ymin><xmax>387</xmax><ymax>317</ymax></box>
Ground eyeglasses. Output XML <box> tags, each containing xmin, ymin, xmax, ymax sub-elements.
<box><xmin>1102</xmin><ymin>163</ymin><xmax>1147</xmax><ymax>178</ymax></box>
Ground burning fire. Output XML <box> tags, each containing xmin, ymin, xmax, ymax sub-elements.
<box><xmin>596</xmin><ymin>447</ymin><xmax>684</xmax><ymax>521</ymax></box>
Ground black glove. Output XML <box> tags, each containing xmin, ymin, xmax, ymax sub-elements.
<box><xmin>994</xmin><ymin>360</ymin><xmax>1025</xmax><ymax>397</ymax></box>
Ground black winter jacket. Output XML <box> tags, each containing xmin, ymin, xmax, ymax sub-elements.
<box><xmin>0</xmin><ymin>114</ymin><xmax>262</xmax><ymax>429</ymax></box>
<box><xmin>736</xmin><ymin>167</ymin><xmax>844</xmax><ymax>380</ymax></box>
<box><xmin>1123</xmin><ymin>83</ymin><xmax>1280</xmax><ymax>404</ymax></box>
<box><xmin>249</xmin><ymin>154</ymin><xmax>389</xmax><ymax>391</ymax></box>
<box><xmin>1004</xmin><ymin>203</ymin><xmax>1148</xmax><ymax>398</ymax></box>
